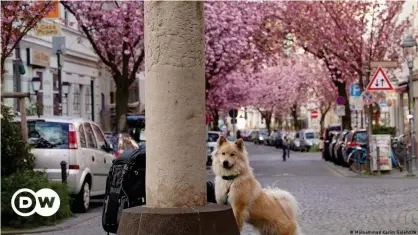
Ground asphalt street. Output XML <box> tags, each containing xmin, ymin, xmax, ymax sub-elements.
<box><xmin>27</xmin><ymin>142</ymin><xmax>418</xmax><ymax>235</ymax></box>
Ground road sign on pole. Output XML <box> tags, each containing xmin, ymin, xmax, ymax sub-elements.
<box><xmin>311</xmin><ymin>110</ymin><xmax>318</xmax><ymax>119</ymax></box>
<box><xmin>350</xmin><ymin>97</ymin><xmax>363</xmax><ymax>111</ymax></box>
<box><xmin>228</xmin><ymin>109</ymin><xmax>238</xmax><ymax>118</ymax></box>
<box><xmin>336</xmin><ymin>96</ymin><xmax>345</xmax><ymax>105</ymax></box>
<box><xmin>350</xmin><ymin>84</ymin><xmax>361</xmax><ymax>97</ymax></box>
<box><xmin>366</xmin><ymin>67</ymin><xmax>394</xmax><ymax>91</ymax></box>
<box><xmin>362</xmin><ymin>90</ymin><xmax>375</xmax><ymax>105</ymax></box>
<box><xmin>335</xmin><ymin>105</ymin><xmax>346</xmax><ymax>116</ymax></box>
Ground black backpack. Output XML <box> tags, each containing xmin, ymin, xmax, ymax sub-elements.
<box><xmin>102</xmin><ymin>145</ymin><xmax>146</xmax><ymax>234</ymax></box>
<box><xmin>102</xmin><ymin>144</ymin><xmax>217</xmax><ymax>234</ymax></box>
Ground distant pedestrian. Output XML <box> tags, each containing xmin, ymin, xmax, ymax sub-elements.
<box><xmin>282</xmin><ymin>134</ymin><xmax>291</xmax><ymax>161</ymax></box>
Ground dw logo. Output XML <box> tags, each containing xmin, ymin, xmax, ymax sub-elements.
<box><xmin>11</xmin><ymin>188</ymin><xmax>60</xmax><ymax>217</ymax></box>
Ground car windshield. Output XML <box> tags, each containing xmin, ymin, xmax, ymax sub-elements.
<box><xmin>27</xmin><ymin>121</ymin><xmax>69</xmax><ymax>149</ymax></box>
<box><xmin>207</xmin><ymin>133</ymin><xmax>219</xmax><ymax>142</ymax></box>
<box><xmin>305</xmin><ymin>132</ymin><xmax>315</xmax><ymax>139</ymax></box>
<box><xmin>355</xmin><ymin>132</ymin><xmax>368</xmax><ymax>143</ymax></box>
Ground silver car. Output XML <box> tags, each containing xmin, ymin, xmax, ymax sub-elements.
<box><xmin>16</xmin><ymin>116</ymin><xmax>114</xmax><ymax>212</ymax></box>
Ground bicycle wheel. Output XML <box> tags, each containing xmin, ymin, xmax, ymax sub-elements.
<box><xmin>349</xmin><ymin>150</ymin><xmax>365</xmax><ymax>174</ymax></box>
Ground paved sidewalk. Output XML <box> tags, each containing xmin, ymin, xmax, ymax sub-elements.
<box><xmin>325</xmin><ymin>161</ymin><xmax>414</xmax><ymax>178</ymax></box>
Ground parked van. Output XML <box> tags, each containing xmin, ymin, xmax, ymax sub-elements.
<box><xmin>15</xmin><ymin>116</ymin><xmax>115</xmax><ymax>212</ymax></box>
<box><xmin>299</xmin><ymin>129</ymin><xmax>319</xmax><ymax>151</ymax></box>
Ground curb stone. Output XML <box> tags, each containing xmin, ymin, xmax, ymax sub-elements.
<box><xmin>325</xmin><ymin>161</ymin><xmax>357</xmax><ymax>177</ymax></box>
<box><xmin>2</xmin><ymin>208</ymin><xmax>101</xmax><ymax>235</ymax></box>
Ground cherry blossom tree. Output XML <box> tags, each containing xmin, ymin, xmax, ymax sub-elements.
<box><xmin>1</xmin><ymin>1</ymin><xmax>55</xmax><ymax>82</ymax></box>
<box><xmin>258</xmin><ymin>1</ymin><xmax>411</xmax><ymax>129</ymax></box>
<box><xmin>208</xmin><ymin>53</ymin><xmax>333</xmax><ymax>133</ymax></box>
<box><xmin>61</xmin><ymin>1</ymin><xmax>144</xmax><ymax>131</ymax></box>
<box><xmin>204</xmin><ymin>1</ymin><xmax>279</xmax><ymax>130</ymax></box>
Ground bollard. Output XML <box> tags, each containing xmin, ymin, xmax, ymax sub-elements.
<box><xmin>376</xmin><ymin>146</ymin><xmax>381</xmax><ymax>175</ymax></box>
<box><xmin>60</xmin><ymin>161</ymin><xmax>67</xmax><ymax>183</ymax></box>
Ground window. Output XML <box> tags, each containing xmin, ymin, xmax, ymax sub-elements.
<box><xmin>354</xmin><ymin>132</ymin><xmax>368</xmax><ymax>144</ymax></box>
<box><xmin>128</xmin><ymin>81</ymin><xmax>139</xmax><ymax>103</ymax></box>
<box><xmin>52</xmin><ymin>73</ymin><xmax>61</xmax><ymax>115</ymax></box>
<box><xmin>27</xmin><ymin>121</ymin><xmax>69</xmax><ymax>149</ymax></box>
<box><xmin>35</xmin><ymin>71</ymin><xmax>44</xmax><ymax>115</ymax></box>
<box><xmin>110</xmin><ymin>91</ymin><xmax>115</xmax><ymax>104</ymax></box>
<box><xmin>64</xmin><ymin>10</ymin><xmax>69</xmax><ymax>26</ymax></box>
<box><xmin>85</xmin><ymin>86</ymin><xmax>91</xmax><ymax>119</ymax></box>
<box><xmin>92</xmin><ymin>124</ymin><xmax>105</xmax><ymax>148</ymax></box>
<box><xmin>305</xmin><ymin>132</ymin><xmax>315</xmax><ymax>139</ymax></box>
<box><xmin>73</xmin><ymin>84</ymin><xmax>81</xmax><ymax>116</ymax></box>
<box><xmin>83</xmin><ymin>123</ymin><xmax>97</xmax><ymax>148</ymax></box>
<box><xmin>78</xmin><ymin>124</ymin><xmax>87</xmax><ymax>148</ymax></box>
<box><xmin>346</xmin><ymin>132</ymin><xmax>354</xmax><ymax>142</ymax></box>
<box><xmin>295</xmin><ymin>132</ymin><xmax>300</xmax><ymax>138</ymax></box>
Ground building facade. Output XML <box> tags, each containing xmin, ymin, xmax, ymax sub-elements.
<box><xmin>2</xmin><ymin>4</ymin><xmax>112</xmax><ymax>128</ymax></box>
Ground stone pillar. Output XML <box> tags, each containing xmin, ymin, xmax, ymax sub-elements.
<box><xmin>144</xmin><ymin>0</ymin><xmax>206</xmax><ymax>207</ymax></box>
<box><xmin>117</xmin><ymin>2</ymin><xmax>239</xmax><ymax>235</ymax></box>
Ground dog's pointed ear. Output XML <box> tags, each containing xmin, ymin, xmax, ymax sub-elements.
<box><xmin>217</xmin><ymin>136</ymin><xmax>227</xmax><ymax>147</ymax></box>
<box><xmin>235</xmin><ymin>138</ymin><xmax>244</xmax><ymax>150</ymax></box>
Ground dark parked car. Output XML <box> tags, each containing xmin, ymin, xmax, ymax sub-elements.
<box><xmin>266</xmin><ymin>131</ymin><xmax>281</xmax><ymax>147</ymax></box>
<box><xmin>343</xmin><ymin>129</ymin><xmax>368</xmax><ymax>166</ymax></box>
<box><xmin>330</xmin><ymin>133</ymin><xmax>340</xmax><ymax>162</ymax></box>
<box><xmin>322</xmin><ymin>125</ymin><xmax>341</xmax><ymax>161</ymax></box>
<box><xmin>254</xmin><ymin>131</ymin><xmax>269</xmax><ymax>145</ymax></box>
<box><xmin>334</xmin><ymin>130</ymin><xmax>349</xmax><ymax>166</ymax></box>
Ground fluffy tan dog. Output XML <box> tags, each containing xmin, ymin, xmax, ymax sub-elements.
<box><xmin>212</xmin><ymin>136</ymin><xmax>302</xmax><ymax>235</ymax></box>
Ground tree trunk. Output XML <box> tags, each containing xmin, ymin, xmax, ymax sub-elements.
<box><xmin>335</xmin><ymin>81</ymin><xmax>351</xmax><ymax>130</ymax></box>
<box><xmin>115</xmin><ymin>82</ymin><xmax>129</xmax><ymax>132</ymax></box>
<box><xmin>265</xmin><ymin>116</ymin><xmax>271</xmax><ymax>134</ymax></box>
<box><xmin>1</xmin><ymin>57</ymin><xmax>5</xmax><ymax>84</ymax></box>
<box><xmin>319</xmin><ymin>103</ymin><xmax>331</xmax><ymax>136</ymax></box>
<box><xmin>210</xmin><ymin>109</ymin><xmax>219</xmax><ymax>131</ymax></box>
<box><xmin>291</xmin><ymin>104</ymin><xmax>301</xmax><ymax>130</ymax></box>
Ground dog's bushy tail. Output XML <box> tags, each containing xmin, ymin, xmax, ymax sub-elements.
<box><xmin>263</xmin><ymin>187</ymin><xmax>298</xmax><ymax>219</ymax></box>
<box><xmin>263</xmin><ymin>187</ymin><xmax>304</xmax><ymax>235</ymax></box>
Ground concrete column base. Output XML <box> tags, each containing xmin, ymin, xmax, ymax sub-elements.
<box><xmin>117</xmin><ymin>203</ymin><xmax>239</xmax><ymax>235</ymax></box>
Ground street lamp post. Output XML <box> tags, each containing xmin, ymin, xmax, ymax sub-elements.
<box><xmin>401</xmin><ymin>32</ymin><xmax>418</xmax><ymax>175</ymax></box>
<box><xmin>62</xmin><ymin>82</ymin><xmax>70</xmax><ymax>116</ymax></box>
<box><xmin>31</xmin><ymin>77</ymin><xmax>41</xmax><ymax>117</ymax></box>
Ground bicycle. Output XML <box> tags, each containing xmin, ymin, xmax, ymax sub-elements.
<box><xmin>346</xmin><ymin>146</ymin><xmax>368</xmax><ymax>174</ymax></box>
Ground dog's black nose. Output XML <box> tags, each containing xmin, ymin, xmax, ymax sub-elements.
<box><xmin>223</xmin><ymin>161</ymin><xmax>229</xmax><ymax>168</ymax></box>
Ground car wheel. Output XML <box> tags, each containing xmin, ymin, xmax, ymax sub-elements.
<box><xmin>74</xmin><ymin>179</ymin><xmax>91</xmax><ymax>213</ymax></box>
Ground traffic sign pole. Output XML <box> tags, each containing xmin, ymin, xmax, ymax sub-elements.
<box><xmin>229</xmin><ymin>109</ymin><xmax>238</xmax><ymax>139</ymax></box>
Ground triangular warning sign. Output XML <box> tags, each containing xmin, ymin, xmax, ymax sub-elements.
<box><xmin>366</xmin><ymin>67</ymin><xmax>393</xmax><ymax>91</ymax></box>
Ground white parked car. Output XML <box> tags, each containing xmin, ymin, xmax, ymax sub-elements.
<box><xmin>15</xmin><ymin>116</ymin><xmax>114</xmax><ymax>212</ymax></box>
<box><xmin>207</xmin><ymin>131</ymin><xmax>221</xmax><ymax>166</ymax></box>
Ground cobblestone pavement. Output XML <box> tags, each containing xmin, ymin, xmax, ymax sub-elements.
<box><xmin>28</xmin><ymin>142</ymin><xmax>418</xmax><ymax>235</ymax></box>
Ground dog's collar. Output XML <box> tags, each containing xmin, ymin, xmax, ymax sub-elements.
<box><xmin>222</xmin><ymin>175</ymin><xmax>239</xmax><ymax>181</ymax></box>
